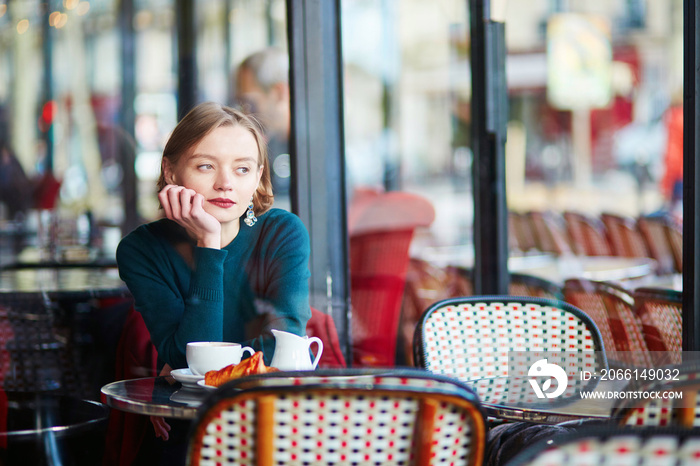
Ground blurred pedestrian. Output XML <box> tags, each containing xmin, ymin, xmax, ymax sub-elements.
<box><xmin>234</xmin><ymin>47</ymin><xmax>291</xmax><ymax>204</ymax></box>
<box><xmin>0</xmin><ymin>139</ymin><xmax>33</xmax><ymax>220</ymax></box>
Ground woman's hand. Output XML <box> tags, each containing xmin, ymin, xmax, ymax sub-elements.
<box><xmin>151</xmin><ymin>364</ymin><xmax>174</xmax><ymax>440</ymax></box>
<box><xmin>159</xmin><ymin>184</ymin><xmax>221</xmax><ymax>248</ymax></box>
<box><xmin>150</xmin><ymin>416</ymin><xmax>171</xmax><ymax>441</ymax></box>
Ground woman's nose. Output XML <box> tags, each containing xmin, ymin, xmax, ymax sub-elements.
<box><xmin>215</xmin><ymin>172</ymin><xmax>233</xmax><ymax>190</ymax></box>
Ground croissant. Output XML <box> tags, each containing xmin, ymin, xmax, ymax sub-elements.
<box><xmin>204</xmin><ymin>351</ymin><xmax>278</xmax><ymax>387</ymax></box>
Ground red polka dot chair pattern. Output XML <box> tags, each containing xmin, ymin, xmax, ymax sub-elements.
<box><xmin>505</xmin><ymin>426</ymin><xmax>700</xmax><ymax>466</ymax></box>
<box><xmin>187</xmin><ymin>369</ymin><xmax>486</xmax><ymax>466</ymax></box>
<box><xmin>413</xmin><ymin>297</ymin><xmax>607</xmax><ymax>384</ymax></box>
<box><xmin>611</xmin><ymin>364</ymin><xmax>700</xmax><ymax>428</ymax></box>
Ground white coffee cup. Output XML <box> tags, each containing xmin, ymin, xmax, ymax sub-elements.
<box><xmin>186</xmin><ymin>341</ymin><xmax>255</xmax><ymax>376</ymax></box>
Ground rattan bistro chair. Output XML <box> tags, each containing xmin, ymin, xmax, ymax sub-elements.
<box><xmin>633</xmin><ymin>287</ymin><xmax>683</xmax><ymax>366</ymax></box>
<box><xmin>504</xmin><ymin>425</ymin><xmax>700</xmax><ymax>466</ymax></box>
<box><xmin>186</xmin><ymin>368</ymin><xmax>486</xmax><ymax>466</ymax></box>
<box><xmin>610</xmin><ymin>362</ymin><xmax>700</xmax><ymax>428</ymax></box>
<box><xmin>563</xmin><ymin>278</ymin><xmax>652</xmax><ymax>368</ymax></box>
<box><xmin>413</xmin><ymin>296</ymin><xmax>607</xmax><ymax>383</ymax></box>
<box><xmin>509</xmin><ymin>273</ymin><xmax>564</xmax><ymax>300</ymax></box>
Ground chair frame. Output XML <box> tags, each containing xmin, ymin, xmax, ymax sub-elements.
<box><xmin>509</xmin><ymin>272</ymin><xmax>564</xmax><ymax>300</ymax></box>
<box><xmin>413</xmin><ymin>295</ymin><xmax>607</xmax><ymax>382</ymax></box>
<box><xmin>506</xmin><ymin>424</ymin><xmax>700</xmax><ymax>466</ymax></box>
<box><xmin>187</xmin><ymin>368</ymin><xmax>486</xmax><ymax>466</ymax></box>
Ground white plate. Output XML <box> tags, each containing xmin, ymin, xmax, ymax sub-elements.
<box><xmin>197</xmin><ymin>379</ymin><xmax>218</xmax><ymax>390</ymax></box>
<box><xmin>170</xmin><ymin>368</ymin><xmax>204</xmax><ymax>389</ymax></box>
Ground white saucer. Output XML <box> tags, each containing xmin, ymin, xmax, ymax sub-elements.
<box><xmin>170</xmin><ymin>368</ymin><xmax>204</xmax><ymax>389</ymax></box>
<box><xmin>197</xmin><ymin>379</ymin><xmax>218</xmax><ymax>390</ymax></box>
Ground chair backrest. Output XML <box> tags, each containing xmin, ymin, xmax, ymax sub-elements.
<box><xmin>509</xmin><ymin>273</ymin><xmax>564</xmax><ymax>300</ymax></box>
<box><xmin>632</xmin><ymin>287</ymin><xmax>683</xmax><ymax>366</ymax></box>
<box><xmin>526</xmin><ymin>211</ymin><xmax>573</xmax><ymax>255</ymax></box>
<box><xmin>664</xmin><ymin>219</ymin><xmax>683</xmax><ymax>273</ymax></box>
<box><xmin>505</xmin><ymin>425</ymin><xmax>700</xmax><ymax>466</ymax></box>
<box><xmin>562</xmin><ymin>210</ymin><xmax>612</xmax><ymax>256</ymax></box>
<box><xmin>509</xmin><ymin>211</ymin><xmax>538</xmax><ymax>253</ymax></box>
<box><xmin>611</xmin><ymin>363</ymin><xmax>700</xmax><ymax>427</ymax></box>
<box><xmin>187</xmin><ymin>369</ymin><xmax>486</xmax><ymax>466</ymax></box>
<box><xmin>348</xmin><ymin>191</ymin><xmax>435</xmax><ymax>367</ymax></box>
<box><xmin>600</xmin><ymin>212</ymin><xmax>650</xmax><ymax>258</ymax></box>
<box><xmin>0</xmin><ymin>291</ymin><xmax>82</xmax><ymax>394</ymax></box>
<box><xmin>413</xmin><ymin>296</ymin><xmax>606</xmax><ymax>382</ymax></box>
<box><xmin>398</xmin><ymin>260</ymin><xmax>472</xmax><ymax>365</ymax></box>
<box><xmin>637</xmin><ymin>215</ymin><xmax>677</xmax><ymax>274</ymax></box>
<box><xmin>563</xmin><ymin>278</ymin><xmax>652</xmax><ymax>367</ymax></box>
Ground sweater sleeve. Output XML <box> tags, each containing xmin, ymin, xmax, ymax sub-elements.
<box><xmin>116</xmin><ymin>226</ymin><xmax>229</xmax><ymax>369</ymax></box>
<box><xmin>245</xmin><ymin>212</ymin><xmax>312</xmax><ymax>363</ymax></box>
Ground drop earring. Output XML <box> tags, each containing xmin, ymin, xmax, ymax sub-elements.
<box><xmin>244</xmin><ymin>197</ymin><xmax>257</xmax><ymax>227</ymax></box>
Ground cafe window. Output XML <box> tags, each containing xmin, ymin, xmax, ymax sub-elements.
<box><xmin>504</xmin><ymin>1</ymin><xmax>683</xmax><ymax>285</ymax></box>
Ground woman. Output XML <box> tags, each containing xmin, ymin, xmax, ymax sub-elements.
<box><xmin>116</xmin><ymin>102</ymin><xmax>310</xmax><ymax>444</ymax></box>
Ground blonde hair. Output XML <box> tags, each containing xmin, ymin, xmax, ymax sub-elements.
<box><xmin>157</xmin><ymin>102</ymin><xmax>274</xmax><ymax>215</ymax></box>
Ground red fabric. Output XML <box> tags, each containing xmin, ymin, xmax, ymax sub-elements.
<box><xmin>660</xmin><ymin>105</ymin><xmax>683</xmax><ymax>201</ymax></box>
<box><xmin>306</xmin><ymin>307</ymin><xmax>346</xmax><ymax>368</ymax></box>
<box><xmin>103</xmin><ymin>307</ymin><xmax>158</xmax><ymax>466</ymax></box>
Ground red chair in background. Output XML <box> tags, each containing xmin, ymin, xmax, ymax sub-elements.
<box><xmin>348</xmin><ymin>190</ymin><xmax>435</xmax><ymax>367</ymax></box>
<box><xmin>306</xmin><ymin>307</ymin><xmax>346</xmax><ymax>368</ymax></box>
<box><xmin>563</xmin><ymin>210</ymin><xmax>612</xmax><ymax>256</ymax></box>
<box><xmin>600</xmin><ymin>212</ymin><xmax>650</xmax><ymax>258</ymax></box>
<box><xmin>637</xmin><ymin>215</ymin><xmax>677</xmax><ymax>275</ymax></box>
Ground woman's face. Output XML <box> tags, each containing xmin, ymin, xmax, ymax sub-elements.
<box><xmin>165</xmin><ymin>124</ymin><xmax>263</xmax><ymax>228</ymax></box>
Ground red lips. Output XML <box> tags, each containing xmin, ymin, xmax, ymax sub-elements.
<box><xmin>209</xmin><ymin>198</ymin><xmax>236</xmax><ymax>208</ymax></box>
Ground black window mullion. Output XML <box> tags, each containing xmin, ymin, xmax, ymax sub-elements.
<box><xmin>287</xmin><ymin>0</ymin><xmax>351</xmax><ymax>365</ymax></box>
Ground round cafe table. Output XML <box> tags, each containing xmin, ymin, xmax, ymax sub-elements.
<box><xmin>471</xmin><ymin>376</ymin><xmax>629</xmax><ymax>424</ymax></box>
<box><xmin>101</xmin><ymin>376</ymin><xmax>208</xmax><ymax>420</ymax></box>
<box><xmin>0</xmin><ymin>392</ymin><xmax>109</xmax><ymax>465</ymax></box>
<box><xmin>101</xmin><ymin>369</ymin><xmax>398</xmax><ymax>420</ymax></box>
<box><xmin>0</xmin><ymin>266</ymin><xmax>129</xmax><ymax>300</ymax></box>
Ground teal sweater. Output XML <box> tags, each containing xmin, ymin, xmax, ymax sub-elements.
<box><xmin>116</xmin><ymin>208</ymin><xmax>311</xmax><ymax>369</ymax></box>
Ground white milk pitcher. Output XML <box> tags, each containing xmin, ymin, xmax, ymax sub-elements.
<box><xmin>270</xmin><ymin>329</ymin><xmax>324</xmax><ymax>370</ymax></box>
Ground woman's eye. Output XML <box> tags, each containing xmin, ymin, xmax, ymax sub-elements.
<box><xmin>237</xmin><ymin>167</ymin><xmax>250</xmax><ymax>175</ymax></box>
<box><xmin>197</xmin><ymin>164</ymin><xmax>213</xmax><ymax>170</ymax></box>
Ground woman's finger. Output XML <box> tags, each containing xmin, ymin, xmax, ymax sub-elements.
<box><xmin>167</xmin><ymin>186</ymin><xmax>184</xmax><ymax>220</ymax></box>
<box><xmin>150</xmin><ymin>416</ymin><xmax>171</xmax><ymax>441</ymax></box>
<box><xmin>158</xmin><ymin>186</ymin><xmax>174</xmax><ymax>219</ymax></box>
<box><xmin>179</xmin><ymin>188</ymin><xmax>193</xmax><ymax>219</ymax></box>
<box><xmin>190</xmin><ymin>193</ymin><xmax>205</xmax><ymax>219</ymax></box>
